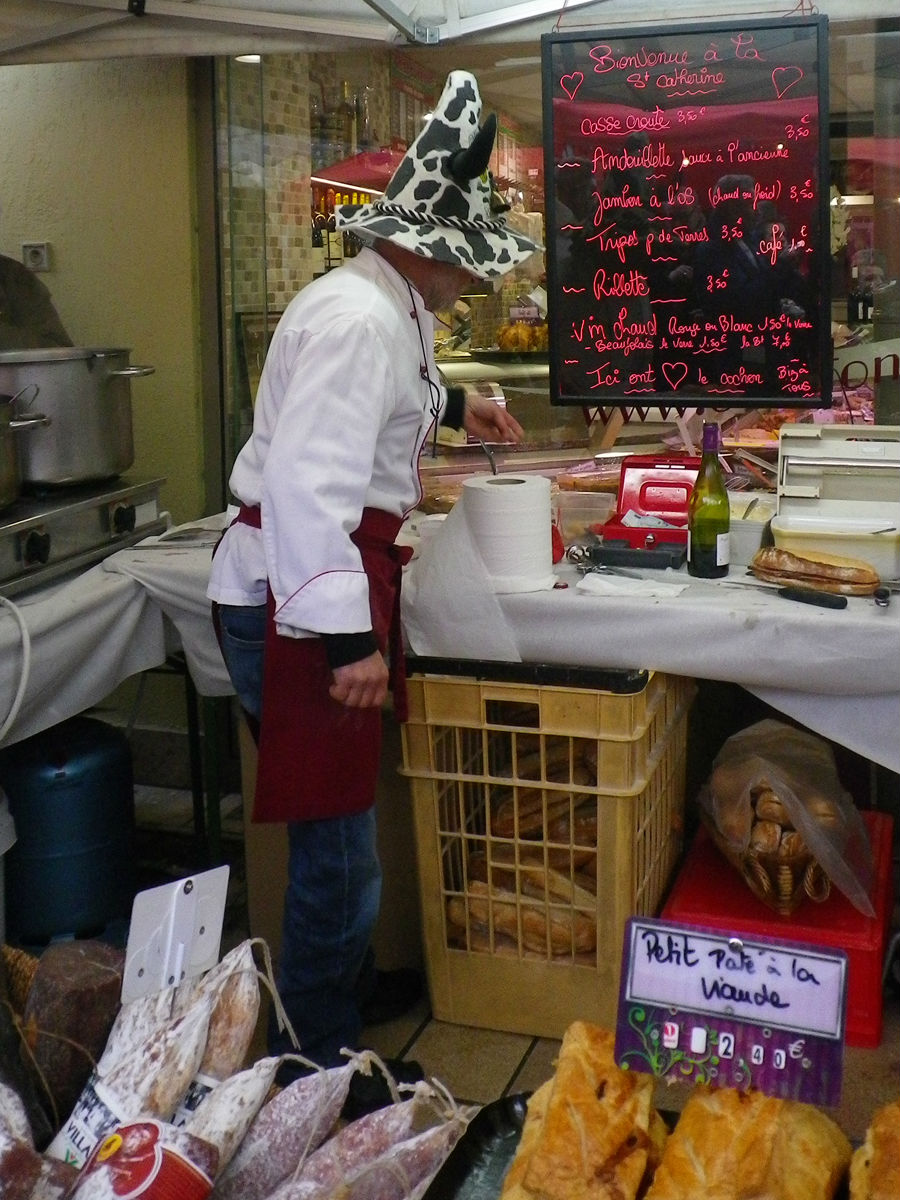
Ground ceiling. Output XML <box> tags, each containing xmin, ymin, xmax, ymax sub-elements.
<box><xmin>1</xmin><ymin>0</ymin><xmax>896</xmax><ymax>141</ymax></box>
<box><xmin>0</xmin><ymin>1</ymin><xmax>608</xmax><ymax>62</ymax></box>
<box><xmin>1</xmin><ymin>1</ymin><xmax>892</xmax><ymax>64</ymax></box>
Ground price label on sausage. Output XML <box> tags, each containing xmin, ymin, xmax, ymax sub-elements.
<box><xmin>615</xmin><ymin>917</ymin><xmax>847</xmax><ymax>1106</ymax></box>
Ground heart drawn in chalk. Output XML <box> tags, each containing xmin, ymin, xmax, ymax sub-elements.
<box><xmin>560</xmin><ymin>72</ymin><xmax>584</xmax><ymax>101</ymax></box>
<box><xmin>662</xmin><ymin>362</ymin><xmax>688</xmax><ymax>391</ymax></box>
<box><xmin>772</xmin><ymin>66</ymin><xmax>803</xmax><ymax>100</ymax></box>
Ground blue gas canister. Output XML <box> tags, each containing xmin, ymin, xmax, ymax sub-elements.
<box><xmin>0</xmin><ymin>716</ymin><xmax>135</xmax><ymax>945</ymax></box>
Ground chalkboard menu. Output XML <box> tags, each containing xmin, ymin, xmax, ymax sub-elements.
<box><xmin>542</xmin><ymin>17</ymin><xmax>831</xmax><ymax>410</ymax></box>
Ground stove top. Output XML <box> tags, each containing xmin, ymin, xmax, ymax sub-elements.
<box><xmin>0</xmin><ymin>476</ymin><xmax>167</xmax><ymax>597</ymax></box>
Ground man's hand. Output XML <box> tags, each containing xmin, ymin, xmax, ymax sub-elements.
<box><xmin>329</xmin><ymin>651</ymin><xmax>389</xmax><ymax>708</ymax></box>
<box><xmin>462</xmin><ymin>391</ymin><xmax>524</xmax><ymax>444</ymax></box>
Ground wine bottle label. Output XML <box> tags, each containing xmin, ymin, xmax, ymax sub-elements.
<box><xmin>716</xmin><ymin>531</ymin><xmax>730</xmax><ymax>566</ymax></box>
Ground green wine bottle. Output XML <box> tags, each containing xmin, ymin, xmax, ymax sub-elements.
<box><xmin>687</xmin><ymin>422</ymin><xmax>730</xmax><ymax>578</ymax></box>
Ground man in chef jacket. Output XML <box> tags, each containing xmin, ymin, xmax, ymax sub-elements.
<box><xmin>208</xmin><ymin>71</ymin><xmax>540</xmax><ymax>1117</ymax></box>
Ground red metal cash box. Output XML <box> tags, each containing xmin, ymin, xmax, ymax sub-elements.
<box><xmin>661</xmin><ymin>809</ymin><xmax>894</xmax><ymax>1048</ymax></box>
<box><xmin>601</xmin><ymin>455</ymin><xmax>700</xmax><ymax>549</ymax></box>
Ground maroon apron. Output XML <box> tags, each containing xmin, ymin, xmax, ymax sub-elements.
<box><xmin>233</xmin><ymin>505</ymin><xmax>411</xmax><ymax>823</ymax></box>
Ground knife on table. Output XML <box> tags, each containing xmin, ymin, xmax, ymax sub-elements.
<box><xmin>717</xmin><ymin>576</ymin><xmax>849</xmax><ymax>609</ymax></box>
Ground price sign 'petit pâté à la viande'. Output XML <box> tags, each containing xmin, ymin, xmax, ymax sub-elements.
<box><xmin>616</xmin><ymin>917</ymin><xmax>848</xmax><ymax>1107</ymax></box>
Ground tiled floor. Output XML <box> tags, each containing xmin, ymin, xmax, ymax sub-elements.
<box><xmin>133</xmin><ymin>785</ymin><xmax>900</xmax><ymax>1146</ymax></box>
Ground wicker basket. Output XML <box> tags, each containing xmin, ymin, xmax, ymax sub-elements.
<box><xmin>705</xmin><ymin>826</ymin><xmax>831</xmax><ymax>916</ymax></box>
<box><xmin>1</xmin><ymin>943</ymin><xmax>39</xmax><ymax>1014</ymax></box>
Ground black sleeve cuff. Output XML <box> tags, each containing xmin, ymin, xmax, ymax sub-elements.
<box><xmin>322</xmin><ymin>630</ymin><xmax>378</xmax><ymax>669</ymax></box>
<box><xmin>441</xmin><ymin>386</ymin><xmax>466</xmax><ymax>430</ymax></box>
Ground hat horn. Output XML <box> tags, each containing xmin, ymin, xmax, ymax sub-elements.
<box><xmin>448</xmin><ymin>113</ymin><xmax>497</xmax><ymax>182</ymax></box>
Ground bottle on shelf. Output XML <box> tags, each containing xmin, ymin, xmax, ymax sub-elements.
<box><xmin>324</xmin><ymin>189</ymin><xmax>343</xmax><ymax>269</ymax></box>
<box><xmin>309</xmin><ymin>83</ymin><xmax>325</xmax><ymax>171</ymax></box>
<box><xmin>687</xmin><ymin>421</ymin><xmax>730</xmax><ymax>579</ymax></box>
<box><xmin>846</xmin><ymin>266</ymin><xmax>862</xmax><ymax>325</ymax></box>
<box><xmin>311</xmin><ymin>212</ymin><xmax>326</xmax><ymax>277</ymax></box>
<box><xmin>337</xmin><ymin>80</ymin><xmax>358</xmax><ymax>158</ymax></box>
<box><xmin>861</xmin><ymin>276</ymin><xmax>874</xmax><ymax>323</ymax></box>
<box><xmin>356</xmin><ymin>85</ymin><xmax>374</xmax><ymax>150</ymax></box>
<box><xmin>321</xmin><ymin>85</ymin><xmax>343</xmax><ymax>164</ymax></box>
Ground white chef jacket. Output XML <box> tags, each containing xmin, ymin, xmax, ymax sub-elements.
<box><xmin>207</xmin><ymin>248</ymin><xmax>446</xmax><ymax>638</ymax></box>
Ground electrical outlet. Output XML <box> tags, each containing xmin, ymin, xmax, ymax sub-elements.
<box><xmin>22</xmin><ymin>242</ymin><xmax>51</xmax><ymax>272</ymax></box>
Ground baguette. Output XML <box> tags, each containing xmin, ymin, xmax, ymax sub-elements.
<box><xmin>491</xmin><ymin>788</ymin><xmax>577</xmax><ymax>839</ymax></box>
<box><xmin>447</xmin><ymin>879</ymin><xmax>596</xmax><ymax>955</ymax></box>
<box><xmin>750</xmin><ymin>546</ymin><xmax>880</xmax><ymax>595</ymax></box>
<box><xmin>467</xmin><ymin>847</ymin><xmax>598</xmax><ymax>907</ymax></box>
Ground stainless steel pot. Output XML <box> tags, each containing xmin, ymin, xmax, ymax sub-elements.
<box><xmin>0</xmin><ymin>348</ymin><xmax>154</xmax><ymax>487</ymax></box>
<box><xmin>0</xmin><ymin>386</ymin><xmax>50</xmax><ymax>511</ymax></box>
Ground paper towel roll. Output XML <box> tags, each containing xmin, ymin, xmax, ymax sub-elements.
<box><xmin>460</xmin><ymin>474</ymin><xmax>557</xmax><ymax>593</ymax></box>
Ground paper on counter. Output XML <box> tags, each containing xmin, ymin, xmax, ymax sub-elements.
<box><xmin>575</xmin><ymin>574</ymin><xmax>689</xmax><ymax>598</ymax></box>
<box><xmin>401</xmin><ymin>498</ymin><xmax>522</xmax><ymax>661</ymax></box>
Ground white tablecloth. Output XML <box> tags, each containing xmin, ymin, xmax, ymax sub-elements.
<box><xmin>0</xmin><ymin>565</ymin><xmax>167</xmax><ymax>747</ymax></box>
<box><xmin>6</xmin><ymin>512</ymin><xmax>895</xmax><ymax>774</ymax></box>
<box><xmin>401</xmin><ymin>513</ymin><xmax>900</xmax><ymax>774</ymax></box>
<box><xmin>101</xmin><ymin>516</ymin><xmax>233</xmax><ymax>698</ymax></box>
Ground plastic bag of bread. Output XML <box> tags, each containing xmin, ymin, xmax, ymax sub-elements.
<box><xmin>698</xmin><ymin>719</ymin><xmax>874</xmax><ymax>916</ymax></box>
<box><xmin>555</xmin><ymin>459</ymin><xmax>622</xmax><ymax>493</ymax></box>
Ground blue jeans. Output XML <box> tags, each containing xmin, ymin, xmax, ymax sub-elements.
<box><xmin>216</xmin><ymin>603</ymin><xmax>382</xmax><ymax>1066</ymax></box>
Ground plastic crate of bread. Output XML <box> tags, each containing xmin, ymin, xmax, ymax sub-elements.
<box><xmin>401</xmin><ymin>669</ymin><xmax>695</xmax><ymax>1037</ymax></box>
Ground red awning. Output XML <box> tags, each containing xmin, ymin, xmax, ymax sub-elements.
<box><xmin>312</xmin><ymin>148</ymin><xmax>405</xmax><ymax>192</ymax></box>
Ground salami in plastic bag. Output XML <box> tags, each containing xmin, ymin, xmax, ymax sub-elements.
<box><xmin>47</xmin><ymin>995</ymin><xmax>212</xmax><ymax>1168</ymax></box>
<box><xmin>213</xmin><ymin>1061</ymin><xmax>355</xmax><ymax>1200</ymax></box>
<box><xmin>183</xmin><ymin>1055</ymin><xmax>280</xmax><ymax>1175</ymax></box>
<box><xmin>0</xmin><ymin>1128</ymin><xmax>78</xmax><ymax>1200</ymax></box>
<box><xmin>67</xmin><ymin>1119</ymin><xmax>218</xmax><ymax>1199</ymax></box>
<box><xmin>172</xmin><ymin>940</ymin><xmax>262</xmax><ymax>1124</ymax></box>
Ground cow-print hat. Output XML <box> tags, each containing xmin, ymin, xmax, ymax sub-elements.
<box><xmin>335</xmin><ymin>71</ymin><xmax>542</xmax><ymax>281</ymax></box>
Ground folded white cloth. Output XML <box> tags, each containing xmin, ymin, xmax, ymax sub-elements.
<box><xmin>575</xmin><ymin>573</ymin><xmax>689</xmax><ymax>598</ymax></box>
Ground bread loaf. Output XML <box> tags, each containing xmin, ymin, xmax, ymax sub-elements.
<box><xmin>447</xmin><ymin>879</ymin><xmax>596</xmax><ymax>955</ymax></box>
<box><xmin>466</xmin><ymin>847</ymin><xmax>598</xmax><ymax>907</ymax></box>
<box><xmin>491</xmin><ymin>788</ymin><xmax>576</xmax><ymax>840</ymax></box>
<box><xmin>750</xmin><ymin>546</ymin><xmax>880</xmax><ymax>594</ymax></box>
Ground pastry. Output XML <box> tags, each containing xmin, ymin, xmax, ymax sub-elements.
<box><xmin>643</xmin><ymin>1086</ymin><xmax>851</xmax><ymax>1200</ymax></box>
<box><xmin>502</xmin><ymin>1021</ymin><xmax>661</xmax><ymax>1200</ymax></box>
<box><xmin>850</xmin><ymin>1100</ymin><xmax>900</xmax><ymax>1200</ymax></box>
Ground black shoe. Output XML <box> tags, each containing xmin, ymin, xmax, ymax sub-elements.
<box><xmin>340</xmin><ymin>1057</ymin><xmax>426</xmax><ymax>1122</ymax></box>
<box><xmin>358</xmin><ymin>967</ymin><xmax>424</xmax><ymax>1027</ymax></box>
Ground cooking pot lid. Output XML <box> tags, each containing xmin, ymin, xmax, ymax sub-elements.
<box><xmin>0</xmin><ymin>347</ymin><xmax>133</xmax><ymax>365</ymax></box>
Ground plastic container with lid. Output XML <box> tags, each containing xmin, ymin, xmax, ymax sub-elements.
<box><xmin>772</xmin><ymin>424</ymin><xmax>900</xmax><ymax>579</ymax></box>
